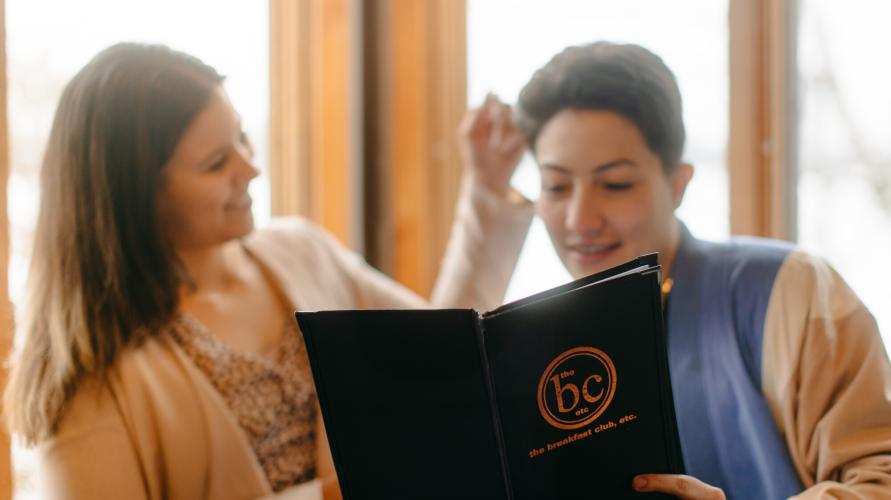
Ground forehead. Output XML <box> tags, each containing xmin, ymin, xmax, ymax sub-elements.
<box><xmin>181</xmin><ymin>88</ymin><xmax>238</xmax><ymax>144</ymax></box>
<box><xmin>534</xmin><ymin>109</ymin><xmax>655</xmax><ymax>170</ymax></box>
<box><xmin>167</xmin><ymin>88</ymin><xmax>238</xmax><ymax>163</ymax></box>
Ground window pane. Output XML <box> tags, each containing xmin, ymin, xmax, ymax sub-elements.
<box><xmin>7</xmin><ymin>2</ymin><xmax>269</xmax><ymax>497</ymax></box>
<box><xmin>797</xmin><ymin>0</ymin><xmax>891</xmax><ymax>349</ymax></box>
<box><xmin>467</xmin><ymin>0</ymin><xmax>729</xmax><ymax>301</ymax></box>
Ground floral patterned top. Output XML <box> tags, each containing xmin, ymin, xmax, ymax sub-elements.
<box><xmin>171</xmin><ymin>314</ymin><xmax>318</xmax><ymax>492</ymax></box>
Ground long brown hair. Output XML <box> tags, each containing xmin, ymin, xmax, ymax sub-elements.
<box><xmin>4</xmin><ymin>43</ymin><xmax>224</xmax><ymax>444</ymax></box>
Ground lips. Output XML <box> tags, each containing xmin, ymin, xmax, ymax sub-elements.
<box><xmin>568</xmin><ymin>242</ymin><xmax>619</xmax><ymax>254</ymax></box>
<box><xmin>567</xmin><ymin>241</ymin><xmax>620</xmax><ymax>255</ymax></box>
<box><xmin>564</xmin><ymin>241</ymin><xmax>622</xmax><ymax>266</ymax></box>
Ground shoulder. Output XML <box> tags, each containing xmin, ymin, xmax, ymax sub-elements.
<box><xmin>701</xmin><ymin>237</ymin><xmax>857</xmax><ymax>312</ymax></box>
<box><xmin>688</xmin><ymin>236</ymin><xmax>795</xmax><ymax>310</ymax></box>
<box><xmin>41</xmin><ymin>333</ymin><xmax>219</xmax><ymax>498</ymax></box>
<box><xmin>55</xmin><ymin>334</ymin><xmax>189</xmax><ymax>435</ymax></box>
<box><xmin>709</xmin><ymin>235</ymin><xmax>795</xmax><ymax>275</ymax></box>
<box><xmin>44</xmin><ymin>336</ymin><xmax>174</xmax><ymax>469</ymax></box>
<box><xmin>244</xmin><ymin>216</ymin><xmax>348</xmax><ymax>265</ymax></box>
<box><xmin>691</xmin><ymin>236</ymin><xmax>796</xmax><ymax>312</ymax></box>
<box><xmin>50</xmin><ymin>374</ymin><xmax>126</xmax><ymax>450</ymax></box>
<box><xmin>679</xmin><ymin>232</ymin><xmax>793</xmax><ymax>291</ymax></box>
<box><xmin>39</xmin><ymin>371</ymin><xmax>149</xmax><ymax>499</ymax></box>
<box><xmin>54</xmin><ymin>331</ymin><xmax>220</xmax><ymax>451</ymax></box>
<box><xmin>246</xmin><ymin>216</ymin><xmax>333</xmax><ymax>250</ymax></box>
<box><xmin>770</xmin><ymin>249</ymin><xmax>863</xmax><ymax>321</ymax></box>
<box><xmin>760</xmin><ymin>248</ymin><xmax>873</xmax><ymax>395</ymax></box>
<box><xmin>57</xmin><ymin>332</ymin><xmax>211</xmax><ymax>441</ymax></box>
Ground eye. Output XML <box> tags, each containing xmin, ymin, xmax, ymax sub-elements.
<box><xmin>603</xmin><ymin>182</ymin><xmax>633</xmax><ymax>191</ymax></box>
<box><xmin>541</xmin><ymin>183</ymin><xmax>570</xmax><ymax>195</ymax></box>
<box><xmin>238</xmin><ymin>129</ymin><xmax>254</xmax><ymax>155</ymax></box>
<box><xmin>205</xmin><ymin>155</ymin><xmax>227</xmax><ymax>172</ymax></box>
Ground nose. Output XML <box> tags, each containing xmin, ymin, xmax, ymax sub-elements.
<box><xmin>234</xmin><ymin>145</ymin><xmax>260</xmax><ymax>182</ymax></box>
<box><xmin>564</xmin><ymin>186</ymin><xmax>605</xmax><ymax>236</ymax></box>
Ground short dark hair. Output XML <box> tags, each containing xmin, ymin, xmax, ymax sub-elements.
<box><xmin>516</xmin><ymin>42</ymin><xmax>686</xmax><ymax>171</ymax></box>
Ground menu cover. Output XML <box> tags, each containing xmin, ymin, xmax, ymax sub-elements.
<box><xmin>297</xmin><ymin>254</ymin><xmax>684</xmax><ymax>499</ymax></box>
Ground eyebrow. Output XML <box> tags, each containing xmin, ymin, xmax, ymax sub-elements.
<box><xmin>196</xmin><ymin>120</ymin><xmax>244</xmax><ymax>167</ymax></box>
<box><xmin>540</xmin><ymin>159</ymin><xmax>638</xmax><ymax>174</ymax></box>
<box><xmin>197</xmin><ymin>146</ymin><xmax>228</xmax><ymax>168</ymax></box>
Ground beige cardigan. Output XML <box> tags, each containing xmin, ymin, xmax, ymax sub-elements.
<box><xmin>35</xmin><ymin>182</ymin><xmax>533</xmax><ymax>499</ymax></box>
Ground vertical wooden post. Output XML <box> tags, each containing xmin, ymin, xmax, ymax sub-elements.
<box><xmin>729</xmin><ymin>0</ymin><xmax>797</xmax><ymax>240</ymax></box>
<box><xmin>269</xmin><ymin>0</ymin><xmax>312</xmax><ymax>218</ymax></box>
<box><xmin>269</xmin><ymin>0</ymin><xmax>362</xmax><ymax>249</ymax></box>
<box><xmin>270</xmin><ymin>0</ymin><xmax>467</xmax><ymax>289</ymax></box>
<box><xmin>0</xmin><ymin>0</ymin><xmax>14</xmax><ymax>496</ymax></box>
<box><xmin>365</xmin><ymin>0</ymin><xmax>467</xmax><ymax>294</ymax></box>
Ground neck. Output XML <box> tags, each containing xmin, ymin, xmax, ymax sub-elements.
<box><xmin>177</xmin><ymin>241</ymin><xmax>244</xmax><ymax>296</ymax></box>
<box><xmin>660</xmin><ymin>217</ymin><xmax>683</xmax><ymax>280</ymax></box>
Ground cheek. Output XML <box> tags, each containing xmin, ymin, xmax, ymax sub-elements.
<box><xmin>164</xmin><ymin>188</ymin><xmax>200</xmax><ymax>222</ymax></box>
<box><xmin>605</xmin><ymin>189</ymin><xmax>659</xmax><ymax>240</ymax></box>
<box><xmin>160</xmin><ymin>176</ymin><xmax>228</xmax><ymax>225</ymax></box>
<box><xmin>608</xmin><ymin>185</ymin><xmax>675</xmax><ymax>250</ymax></box>
<box><xmin>536</xmin><ymin>198</ymin><xmax>568</xmax><ymax>238</ymax></box>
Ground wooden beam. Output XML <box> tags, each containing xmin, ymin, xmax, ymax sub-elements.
<box><xmin>269</xmin><ymin>0</ymin><xmax>311</xmax><ymax>217</ymax></box>
<box><xmin>0</xmin><ymin>0</ymin><xmax>14</xmax><ymax>496</ymax></box>
<box><xmin>365</xmin><ymin>0</ymin><xmax>467</xmax><ymax>294</ymax></box>
<box><xmin>269</xmin><ymin>0</ymin><xmax>362</xmax><ymax>248</ymax></box>
<box><xmin>309</xmin><ymin>0</ymin><xmax>362</xmax><ymax>250</ymax></box>
<box><xmin>729</xmin><ymin>0</ymin><xmax>797</xmax><ymax>240</ymax></box>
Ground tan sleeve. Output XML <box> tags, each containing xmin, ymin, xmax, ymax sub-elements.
<box><xmin>761</xmin><ymin>251</ymin><xmax>891</xmax><ymax>499</ymax></box>
<box><xmin>429</xmin><ymin>175</ymin><xmax>533</xmax><ymax>309</ymax></box>
<box><xmin>309</xmin><ymin>225</ymin><xmax>431</xmax><ymax>309</ymax></box>
<box><xmin>311</xmin><ymin>176</ymin><xmax>533</xmax><ymax>310</ymax></box>
<box><xmin>37</xmin><ymin>380</ymin><xmax>149</xmax><ymax>500</ymax></box>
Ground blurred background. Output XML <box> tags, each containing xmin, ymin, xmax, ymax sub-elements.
<box><xmin>1</xmin><ymin>0</ymin><xmax>890</xmax><ymax>497</ymax></box>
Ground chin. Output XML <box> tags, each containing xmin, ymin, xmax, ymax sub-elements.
<box><xmin>236</xmin><ymin>221</ymin><xmax>256</xmax><ymax>239</ymax></box>
<box><xmin>226</xmin><ymin>215</ymin><xmax>255</xmax><ymax>240</ymax></box>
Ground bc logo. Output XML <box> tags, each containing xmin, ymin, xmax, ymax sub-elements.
<box><xmin>537</xmin><ymin>346</ymin><xmax>617</xmax><ymax>430</ymax></box>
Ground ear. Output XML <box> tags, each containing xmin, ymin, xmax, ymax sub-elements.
<box><xmin>669</xmin><ymin>162</ymin><xmax>694</xmax><ymax>210</ymax></box>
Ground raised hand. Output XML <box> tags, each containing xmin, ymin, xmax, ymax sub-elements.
<box><xmin>458</xmin><ymin>93</ymin><xmax>526</xmax><ymax>197</ymax></box>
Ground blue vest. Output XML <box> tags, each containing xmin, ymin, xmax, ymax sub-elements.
<box><xmin>666</xmin><ymin>225</ymin><xmax>803</xmax><ymax>499</ymax></box>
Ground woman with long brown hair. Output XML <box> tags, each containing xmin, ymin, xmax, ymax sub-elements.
<box><xmin>3</xmin><ymin>43</ymin><xmax>531</xmax><ymax>499</ymax></box>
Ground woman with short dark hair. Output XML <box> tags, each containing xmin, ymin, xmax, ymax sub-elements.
<box><xmin>465</xmin><ymin>41</ymin><xmax>891</xmax><ymax>499</ymax></box>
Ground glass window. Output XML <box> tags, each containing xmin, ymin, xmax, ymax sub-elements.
<box><xmin>467</xmin><ymin>0</ymin><xmax>730</xmax><ymax>301</ymax></box>
<box><xmin>6</xmin><ymin>2</ymin><xmax>269</xmax><ymax>497</ymax></box>
<box><xmin>797</xmin><ymin>0</ymin><xmax>891</xmax><ymax>348</ymax></box>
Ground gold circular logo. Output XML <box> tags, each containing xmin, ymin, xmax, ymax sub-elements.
<box><xmin>537</xmin><ymin>346</ymin><xmax>617</xmax><ymax>430</ymax></box>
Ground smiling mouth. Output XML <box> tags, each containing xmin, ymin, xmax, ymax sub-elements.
<box><xmin>566</xmin><ymin>242</ymin><xmax>621</xmax><ymax>258</ymax></box>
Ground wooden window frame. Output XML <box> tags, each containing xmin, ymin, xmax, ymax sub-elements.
<box><xmin>0</xmin><ymin>0</ymin><xmax>13</xmax><ymax>496</ymax></box>
<box><xmin>729</xmin><ymin>0</ymin><xmax>799</xmax><ymax>240</ymax></box>
<box><xmin>269</xmin><ymin>0</ymin><xmax>363</xmax><ymax>250</ymax></box>
<box><xmin>362</xmin><ymin>0</ymin><xmax>467</xmax><ymax>295</ymax></box>
<box><xmin>269</xmin><ymin>0</ymin><xmax>467</xmax><ymax>295</ymax></box>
